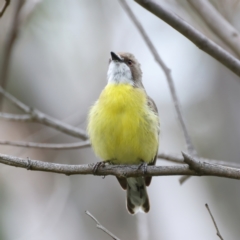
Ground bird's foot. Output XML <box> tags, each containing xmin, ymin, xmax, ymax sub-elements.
<box><xmin>92</xmin><ymin>162</ymin><xmax>105</xmax><ymax>174</ymax></box>
<box><xmin>92</xmin><ymin>159</ymin><xmax>115</xmax><ymax>174</ymax></box>
<box><xmin>138</xmin><ymin>162</ymin><xmax>148</xmax><ymax>175</ymax></box>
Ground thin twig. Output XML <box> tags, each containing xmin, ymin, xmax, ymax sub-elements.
<box><xmin>188</xmin><ymin>0</ymin><xmax>240</xmax><ymax>57</ymax></box>
<box><xmin>205</xmin><ymin>204</ymin><xmax>224</xmax><ymax>240</ymax></box>
<box><xmin>134</xmin><ymin>0</ymin><xmax>240</xmax><ymax>80</ymax></box>
<box><xmin>1</xmin><ymin>152</ymin><xmax>240</xmax><ymax>180</ymax></box>
<box><xmin>0</xmin><ymin>0</ymin><xmax>10</xmax><ymax>17</ymax></box>
<box><xmin>119</xmin><ymin>0</ymin><xmax>196</xmax><ymax>156</ymax></box>
<box><xmin>85</xmin><ymin>211</ymin><xmax>120</xmax><ymax>240</ymax></box>
<box><xmin>0</xmin><ymin>87</ymin><xmax>88</xmax><ymax>140</ymax></box>
<box><xmin>0</xmin><ymin>112</ymin><xmax>32</xmax><ymax>121</ymax></box>
<box><xmin>0</xmin><ymin>139</ymin><xmax>90</xmax><ymax>149</ymax></box>
<box><xmin>0</xmin><ymin>0</ymin><xmax>25</xmax><ymax>108</ymax></box>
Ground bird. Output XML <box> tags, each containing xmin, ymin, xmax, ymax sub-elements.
<box><xmin>87</xmin><ymin>52</ymin><xmax>160</xmax><ymax>214</ymax></box>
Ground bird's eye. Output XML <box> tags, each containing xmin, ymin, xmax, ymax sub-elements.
<box><xmin>127</xmin><ymin>60</ymin><xmax>132</xmax><ymax>66</ymax></box>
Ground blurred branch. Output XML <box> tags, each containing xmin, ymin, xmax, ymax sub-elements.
<box><xmin>134</xmin><ymin>0</ymin><xmax>240</xmax><ymax>80</ymax></box>
<box><xmin>85</xmin><ymin>211</ymin><xmax>120</xmax><ymax>240</ymax></box>
<box><xmin>119</xmin><ymin>0</ymin><xmax>196</xmax><ymax>156</ymax></box>
<box><xmin>0</xmin><ymin>87</ymin><xmax>88</xmax><ymax>140</ymax></box>
<box><xmin>205</xmin><ymin>204</ymin><xmax>224</xmax><ymax>240</ymax></box>
<box><xmin>188</xmin><ymin>0</ymin><xmax>240</xmax><ymax>57</ymax></box>
<box><xmin>1</xmin><ymin>152</ymin><xmax>240</xmax><ymax>180</ymax></box>
<box><xmin>0</xmin><ymin>112</ymin><xmax>32</xmax><ymax>121</ymax></box>
<box><xmin>0</xmin><ymin>0</ymin><xmax>10</xmax><ymax>17</ymax></box>
<box><xmin>0</xmin><ymin>0</ymin><xmax>25</xmax><ymax>108</ymax></box>
<box><xmin>0</xmin><ymin>139</ymin><xmax>90</xmax><ymax>149</ymax></box>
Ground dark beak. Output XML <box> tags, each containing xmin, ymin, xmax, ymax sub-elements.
<box><xmin>111</xmin><ymin>52</ymin><xmax>122</xmax><ymax>62</ymax></box>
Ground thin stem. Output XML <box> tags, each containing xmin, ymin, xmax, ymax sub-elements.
<box><xmin>0</xmin><ymin>112</ymin><xmax>32</xmax><ymax>121</ymax></box>
<box><xmin>0</xmin><ymin>0</ymin><xmax>25</xmax><ymax>108</ymax></box>
<box><xmin>119</xmin><ymin>0</ymin><xmax>196</xmax><ymax>155</ymax></box>
<box><xmin>205</xmin><ymin>204</ymin><xmax>224</xmax><ymax>240</ymax></box>
<box><xmin>0</xmin><ymin>139</ymin><xmax>90</xmax><ymax>150</ymax></box>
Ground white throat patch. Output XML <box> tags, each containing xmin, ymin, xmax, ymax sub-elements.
<box><xmin>107</xmin><ymin>61</ymin><xmax>133</xmax><ymax>85</ymax></box>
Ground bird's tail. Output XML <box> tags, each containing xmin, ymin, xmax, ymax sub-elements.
<box><xmin>126</xmin><ymin>177</ymin><xmax>150</xmax><ymax>214</ymax></box>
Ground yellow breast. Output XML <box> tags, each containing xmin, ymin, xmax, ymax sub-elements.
<box><xmin>87</xmin><ymin>83</ymin><xmax>159</xmax><ymax>165</ymax></box>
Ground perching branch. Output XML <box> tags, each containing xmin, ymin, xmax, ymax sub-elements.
<box><xmin>205</xmin><ymin>204</ymin><xmax>224</xmax><ymax>240</ymax></box>
<box><xmin>1</xmin><ymin>152</ymin><xmax>240</xmax><ymax>180</ymax></box>
<box><xmin>119</xmin><ymin>0</ymin><xmax>196</xmax><ymax>156</ymax></box>
<box><xmin>0</xmin><ymin>0</ymin><xmax>25</xmax><ymax>108</ymax></box>
<box><xmin>85</xmin><ymin>211</ymin><xmax>120</xmax><ymax>240</ymax></box>
<box><xmin>134</xmin><ymin>0</ymin><xmax>240</xmax><ymax>80</ymax></box>
<box><xmin>0</xmin><ymin>87</ymin><xmax>88</xmax><ymax>140</ymax></box>
<box><xmin>188</xmin><ymin>0</ymin><xmax>240</xmax><ymax>57</ymax></box>
<box><xmin>0</xmin><ymin>0</ymin><xmax>10</xmax><ymax>17</ymax></box>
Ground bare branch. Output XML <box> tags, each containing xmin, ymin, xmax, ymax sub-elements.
<box><xmin>1</xmin><ymin>152</ymin><xmax>240</xmax><ymax>180</ymax></box>
<box><xmin>164</xmin><ymin>151</ymin><xmax>240</xmax><ymax>184</ymax></box>
<box><xmin>0</xmin><ymin>139</ymin><xmax>90</xmax><ymax>150</ymax></box>
<box><xmin>134</xmin><ymin>0</ymin><xmax>240</xmax><ymax>80</ymax></box>
<box><xmin>0</xmin><ymin>87</ymin><xmax>88</xmax><ymax>140</ymax></box>
<box><xmin>158</xmin><ymin>152</ymin><xmax>240</xmax><ymax>170</ymax></box>
<box><xmin>188</xmin><ymin>0</ymin><xmax>240</xmax><ymax>57</ymax></box>
<box><xmin>0</xmin><ymin>0</ymin><xmax>10</xmax><ymax>17</ymax></box>
<box><xmin>0</xmin><ymin>112</ymin><xmax>32</xmax><ymax>121</ymax></box>
<box><xmin>0</xmin><ymin>0</ymin><xmax>25</xmax><ymax>107</ymax></box>
<box><xmin>205</xmin><ymin>204</ymin><xmax>224</xmax><ymax>240</ymax></box>
<box><xmin>85</xmin><ymin>211</ymin><xmax>120</xmax><ymax>240</ymax></box>
<box><xmin>119</xmin><ymin>0</ymin><xmax>196</xmax><ymax>155</ymax></box>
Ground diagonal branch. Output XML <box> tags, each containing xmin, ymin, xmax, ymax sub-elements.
<box><xmin>205</xmin><ymin>204</ymin><xmax>224</xmax><ymax>240</ymax></box>
<box><xmin>134</xmin><ymin>0</ymin><xmax>240</xmax><ymax>80</ymax></box>
<box><xmin>188</xmin><ymin>0</ymin><xmax>240</xmax><ymax>57</ymax></box>
<box><xmin>119</xmin><ymin>0</ymin><xmax>196</xmax><ymax>155</ymax></box>
<box><xmin>0</xmin><ymin>139</ymin><xmax>90</xmax><ymax>150</ymax></box>
<box><xmin>85</xmin><ymin>211</ymin><xmax>121</xmax><ymax>240</ymax></box>
<box><xmin>0</xmin><ymin>0</ymin><xmax>10</xmax><ymax>17</ymax></box>
<box><xmin>0</xmin><ymin>87</ymin><xmax>88</xmax><ymax>140</ymax></box>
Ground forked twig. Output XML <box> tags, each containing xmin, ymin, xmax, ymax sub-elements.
<box><xmin>188</xmin><ymin>0</ymin><xmax>240</xmax><ymax>57</ymax></box>
<box><xmin>85</xmin><ymin>211</ymin><xmax>120</xmax><ymax>240</ymax></box>
<box><xmin>0</xmin><ymin>86</ymin><xmax>88</xmax><ymax>140</ymax></box>
<box><xmin>205</xmin><ymin>204</ymin><xmax>224</xmax><ymax>240</ymax></box>
<box><xmin>134</xmin><ymin>0</ymin><xmax>240</xmax><ymax>80</ymax></box>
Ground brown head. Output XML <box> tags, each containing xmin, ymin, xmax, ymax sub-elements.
<box><xmin>107</xmin><ymin>52</ymin><xmax>144</xmax><ymax>88</ymax></box>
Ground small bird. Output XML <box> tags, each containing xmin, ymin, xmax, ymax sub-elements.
<box><xmin>87</xmin><ymin>52</ymin><xmax>160</xmax><ymax>214</ymax></box>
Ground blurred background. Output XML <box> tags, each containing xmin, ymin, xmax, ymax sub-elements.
<box><xmin>0</xmin><ymin>0</ymin><xmax>240</xmax><ymax>239</ymax></box>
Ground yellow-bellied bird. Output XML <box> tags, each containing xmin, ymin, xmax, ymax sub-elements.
<box><xmin>88</xmin><ymin>52</ymin><xmax>160</xmax><ymax>214</ymax></box>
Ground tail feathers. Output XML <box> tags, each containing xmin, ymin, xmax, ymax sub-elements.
<box><xmin>126</xmin><ymin>177</ymin><xmax>150</xmax><ymax>214</ymax></box>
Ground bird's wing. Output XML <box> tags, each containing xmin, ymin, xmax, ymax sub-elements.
<box><xmin>145</xmin><ymin>96</ymin><xmax>160</xmax><ymax>186</ymax></box>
